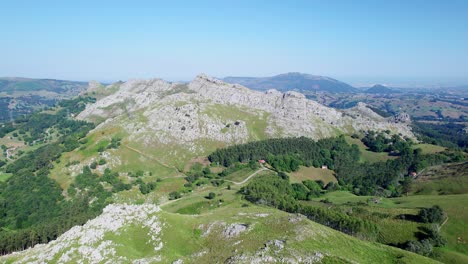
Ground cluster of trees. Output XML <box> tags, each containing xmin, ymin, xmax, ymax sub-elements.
<box><xmin>209</xmin><ymin>136</ymin><xmax>463</xmax><ymax>197</ymax></box>
<box><xmin>338</xmin><ymin>148</ymin><xmax>464</xmax><ymax>196</ymax></box>
<box><xmin>412</xmin><ymin>121</ymin><xmax>468</xmax><ymax>151</ymax></box>
<box><xmin>209</xmin><ymin>136</ymin><xmax>360</xmax><ymax>170</ymax></box>
<box><xmin>0</xmin><ymin>125</ymin><xmax>15</xmax><ymax>138</ymax></box>
<box><xmin>240</xmin><ymin>173</ymin><xmax>378</xmax><ymax>239</ymax></box>
<box><xmin>361</xmin><ymin>131</ymin><xmax>413</xmax><ymax>154</ymax></box>
<box><xmin>393</xmin><ymin>205</ymin><xmax>447</xmax><ymax>256</ymax></box>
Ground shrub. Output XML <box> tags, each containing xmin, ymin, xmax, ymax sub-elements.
<box><xmin>169</xmin><ymin>191</ymin><xmax>181</xmax><ymax>200</ymax></box>
<box><xmin>405</xmin><ymin>239</ymin><xmax>433</xmax><ymax>256</ymax></box>
<box><xmin>418</xmin><ymin>205</ymin><xmax>444</xmax><ymax>223</ymax></box>
<box><xmin>207</xmin><ymin>192</ymin><xmax>216</xmax><ymax>199</ymax></box>
<box><xmin>89</xmin><ymin>161</ymin><xmax>98</xmax><ymax>169</ymax></box>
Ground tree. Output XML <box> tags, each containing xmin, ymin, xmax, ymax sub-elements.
<box><xmin>207</xmin><ymin>192</ymin><xmax>216</xmax><ymax>200</ymax></box>
<box><xmin>89</xmin><ymin>161</ymin><xmax>97</xmax><ymax>169</ymax></box>
<box><xmin>202</xmin><ymin>167</ymin><xmax>211</xmax><ymax>175</ymax></box>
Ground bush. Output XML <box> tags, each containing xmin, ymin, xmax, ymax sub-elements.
<box><xmin>89</xmin><ymin>161</ymin><xmax>98</xmax><ymax>169</ymax></box>
<box><xmin>169</xmin><ymin>191</ymin><xmax>181</xmax><ymax>200</ymax></box>
<box><xmin>418</xmin><ymin>205</ymin><xmax>444</xmax><ymax>223</ymax></box>
<box><xmin>426</xmin><ymin>226</ymin><xmax>447</xmax><ymax>247</ymax></box>
<box><xmin>405</xmin><ymin>239</ymin><xmax>433</xmax><ymax>256</ymax></box>
<box><xmin>207</xmin><ymin>192</ymin><xmax>216</xmax><ymax>199</ymax></box>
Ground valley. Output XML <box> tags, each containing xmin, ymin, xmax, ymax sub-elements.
<box><xmin>0</xmin><ymin>75</ymin><xmax>466</xmax><ymax>263</ymax></box>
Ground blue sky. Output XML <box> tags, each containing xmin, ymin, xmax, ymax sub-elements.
<box><xmin>1</xmin><ymin>0</ymin><xmax>467</xmax><ymax>86</ymax></box>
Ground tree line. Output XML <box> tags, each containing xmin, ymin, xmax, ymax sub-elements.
<box><xmin>209</xmin><ymin>136</ymin><xmax>464</xmax><ymax>197</ymax></box>
<box><xmin>240</xmin><ymin>173</ymin><xmax>378</xmax><ymax>240</ymax></box>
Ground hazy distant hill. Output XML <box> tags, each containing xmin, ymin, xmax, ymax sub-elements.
<box><xmin>0</xmin><ymin>77</ymin><xmax>87</xmax><ymax>96</ymax></box>
<box><xmin>223</xmin><ymin>72</ymin><xmax>358</xmax><ymax>93</ymax></box>
<box><xmin>365</xmin><ymin>84</ymin><xmax>399</xmax><ymax>94</ymax></box>
<box><xmin>0</xmin><ymin>77</ymin><xmax>88</xmax><ymax>122</ymax></box>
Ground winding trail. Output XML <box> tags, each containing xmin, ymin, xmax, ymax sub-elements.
<box><xmin>5</xmin><ymin>147</ymin><xmax>17</xmax><ymax>160</ymax></box>
<box><xmin>223</xmin><ymin>167</ymin><xmax>270</xmax><ymax>185</ymax></box>
<box><xmin>440</xmin><ymin>215</ymin><xmax>449</xmax><ymax>229</ymax></box>
<box><xmin>121</xmin><ymin>144</ymin><xmax>178</xmax><ymax>171</ymax></box>
<box><xmin>159</xmin><ymin>167</ymin><xmax>271</xmax><ymax>208</ymax></box>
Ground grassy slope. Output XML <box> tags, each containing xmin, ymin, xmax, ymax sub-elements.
<box><xmin>289</xmin><ymin>166</ymin><xmax>337</xmax><ymax>184</ymax></box>
<box><xmin>0</xmin><ymin>172</ymin><xmax>12</xmax><ymax>182</ymax></box>
<box><xmin>412</xmin><ymin>143</ymin><xmax>447</xmax><ymax>154</ymax></box>
<box><xmin>344</xmin><ymin>136</ymin><xmax>395</xmax><ymax>163</ymax></box>
<box><xmin>49</xmin><ymin>125</ymin><xmax>180</xmax><ymax>189</ymax></box>
<box><xmin>223</xmin><ymin>167</ymin><xmax>257</xmax><ymax>182</ymax></box>
<box><xmin>1</xmin><ymin>140</ymin><xmax>456</xmax><ymax>263</ymax></box>
<box><xmin>158</xmin><ymin>204</ymin><xmax>437</xmax><ymax>264</ymax></box>
<box><xmin>202</xmin><ymin>104</ymin><xmax>270</xmax><ymax>141</ymax></box>
<box><xmin>159</xmin><ymin>174</ymin><xmax>437</xmax><ymax>263</ymax></box>
<box><xmin>344</xmin><ymin>136</ymin><xmax>446</xmax><ymax>163</ymax></box>
<box><xmin>411</xmin><ymin>162</ymin><xmax>468</xmax><ymax>195</ymax></box>
<box><xmin>312</xmin><ymin>191</ymin><xmax>468</xmax><ymax>263</ymax></box>
<box><xmin>392</xmin><ymin>195</ymin><xmax>468</xmax><ymax>263</ymax></box>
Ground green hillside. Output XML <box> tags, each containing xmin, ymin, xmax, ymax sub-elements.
<box><xmin>2</xmin><ymin>197</ymin><xmax>438</xmax><ymax>264</ymax></box>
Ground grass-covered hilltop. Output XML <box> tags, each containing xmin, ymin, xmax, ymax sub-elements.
<box><xmin>0</xmin><ymin>75</ymin><xmax>466</xmax><ymax>263</ymax></box>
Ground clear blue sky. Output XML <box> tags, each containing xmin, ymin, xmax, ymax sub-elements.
<box><xmin>1</xmin><ymin>0</ymin><xmax>467</xmax><ymax>86</ymax></box>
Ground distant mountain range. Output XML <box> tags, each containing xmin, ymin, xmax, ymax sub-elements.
<box><xmin>223</xmin><ymin>72</ymin><xmax>358</xmax><ymax>93</ymax></box>
<box><xmin>0</xmin><ymin>77</ymin><xmax>87</xmax><ymax>96</ymax></box>
<box><xmin>365</xmin><ymin>84</ymin><xmax>400</xmax><ymax>94</ymax></box>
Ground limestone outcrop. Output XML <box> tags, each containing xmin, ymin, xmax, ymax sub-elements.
<box><xmin>77</xmin><ymin>74</ymin><xmax>415</xmax><ymax>153</ymax></box>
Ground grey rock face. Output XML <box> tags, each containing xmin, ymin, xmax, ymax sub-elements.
<box><xmin>392</xmin><ymin>112</ymin><xmax>411</xmax><ymax>123</ymax></box>
<box><xmin>77</xmin><ymin>74</ymin><xmax>415</xmax><ymax>155</ymax></box>
<box><xmin>223</xmin><ymin>224</ymin><xmax>249</xmax><ymax>238</ymax></box>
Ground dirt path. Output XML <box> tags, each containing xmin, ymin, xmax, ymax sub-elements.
<box><xmin>121</xmin><ymin>144</ymin><xmax>178</xmax><ymax>170</ymax></box>
<box><xmin>440</xmin><ymin>215</ymin><xmax>449</xmax><ymax>229</ymax></box>
<box><xmin>159</xmin><ymin>167</ymin><xmax>271</xmax><ymax>208</ymax></box>
<box><xmin>224</xmin><ymin>167</ymin><xmax>270</xmax><ymax>185</ymax></box>
<box><xmin>159</xmin><ymin>197</ymin><xmax>180</xmax><ymax>207</ymax></box>
<box><xmin>5</xmin><ymin>147</ymin><xmax>17</xmax><ymax>160</ymax></box>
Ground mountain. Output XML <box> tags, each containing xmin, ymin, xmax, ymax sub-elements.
<box><xmin>0</xmin><ymin>74</ymin><xmax>462</xmax><ymax>263</ymax></box>
<box><xmin>3</xmin><ymin>203</ymin><xmax>437</xmax><ymax>263</ymax></box>
<box><xmin>365</xmin><ymin>84</ymin><xmax>399</xmax><ymax>94</ymax></box>
<box><xmin>223</xmin><ymin>72</ymin><xmax>358</xmax><ymax>93</ymax></box>
<box><xmin>76</xmin><ymin>74</ymin><xmax>412</xmax><ymax>168</ymax></box>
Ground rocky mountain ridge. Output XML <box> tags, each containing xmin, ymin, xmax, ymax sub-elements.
<box><xmin>78</xmin><ymin>74</ymin><xmax>414</xmax><ymax>160</ymax></box>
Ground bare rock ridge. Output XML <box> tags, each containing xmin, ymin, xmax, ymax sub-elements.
<box><xmin>78</xmin><ymin>74</ymin><xmax>414</xmax><ymax>153</ymax></box>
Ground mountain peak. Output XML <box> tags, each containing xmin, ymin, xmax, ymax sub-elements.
<box><xmin>365</xmin><ymin>84</ymin><xmax>398</xmax><ymax>94</ymax></box>
<box><xmin>223</xmin><ymin>73</ymin><xmax>357</xmax><ymax>93</ymax></box>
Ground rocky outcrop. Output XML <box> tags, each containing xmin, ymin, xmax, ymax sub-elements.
<box><xmin>77</xmin><ymin>74</ymin><xmax>415</xmax><ymax>155</ymax></box>
<box><xmin>223</xmin><ymin>224</ymin><xmax>249</xmax><ymax>238</ymax></box>
<box><xmin>6</xmin><ymin>204</ymin><xmax>163</xmax><ymax>263</ymax></box>
<box><xmin>392</xmin><ymin>112</ymin><xmax>411</xmax><ymax>123</ymax></box>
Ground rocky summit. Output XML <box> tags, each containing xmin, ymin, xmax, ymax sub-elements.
<box><xmin>78</xmin><ymin>74</ymin><xmax>414</xmax><ymax>156</ymax></box>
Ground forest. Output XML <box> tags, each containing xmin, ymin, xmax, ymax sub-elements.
<box><xmin>412</xmin><ymin>121</ymin><xmax>468</xmax><ymax>151</ymax></box>
<box><xmin>0</xmin><ymin>96</ymin><xmax>159</xmax><ymax>254</ymax></box>
<box><xmin>209</xmin><ymin>135</ymin><xmax>464</xmax><ymax>196</ymax></box>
